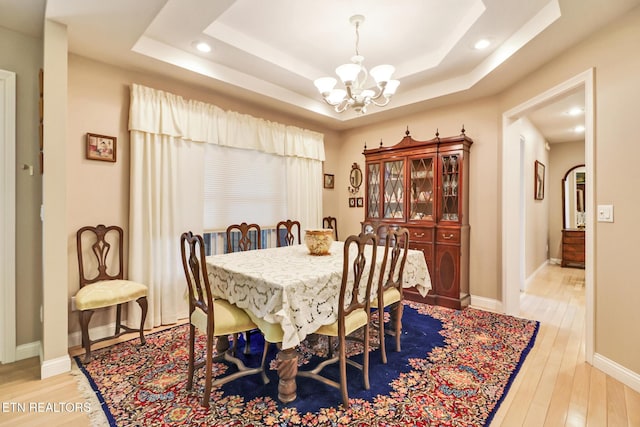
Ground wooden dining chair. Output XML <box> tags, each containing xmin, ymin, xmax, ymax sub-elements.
<box><xmin>180</xmin><ymin>231</ymin><xmax>269</xmax><ymax>408</ymax></box>
<box><xmin>225</xmin><ymin>222</ymin><xmax>262</xmax><ymax>353</ymax></box>
<box><xmin>276</xmin><ymin>219</ymin><xmax>301</xmax><ymax>247</ymax></box>
<box><xmin>297</xmin><ymin>232</ymin><xmax>378</xmax><ymax>408</ymax></box>
<box><xmin>373</xmin><ymin>226</ymin><xmax>410</xmax><ymax>363</ymax></box>
<box><xmin>322</xmin><ymin>216</ymin><xmax>338</xmax><ymax>241</ymax></box>
<box><xmin>75</xmin><ymin>225</ymin><xmax>148</xmax><ymax>363</ymax></box>
<box><xmin>226</xmin><ymin>222</ymin><xmax>261</xmax><ymax>253</ymax></box>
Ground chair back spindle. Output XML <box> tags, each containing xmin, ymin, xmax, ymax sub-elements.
<box><xmin>276</xmin><ymin>219</ymin><xmax>301</xmax><ymax>247</ymax></box>
<box><xmin>77</xmin><ymin>224</ymin><xmax>125</xmax><ymax>287</ymax></box>
<box><xmin>181</xmin><ymin>232</ymin><xmax>214</xmax><ymax>318</ymax></box>
<box><xmin>379</xmin><ymin>227</ymin><xmax>410</xmax><ymax>295</ymax></box>
<box><xmin>340</xmin><ymin>232</ymin><xmax>378</xmax><ymax>328</ymax></box>
<box><xmin>323</xmin><ymin>216</ymin><xmax>338</xmax><ymax>241</ymax></box>
<box><xmin>226</xmin><ymin>222</ymin><xmax>261</xmax><ymax>253</ymax></box>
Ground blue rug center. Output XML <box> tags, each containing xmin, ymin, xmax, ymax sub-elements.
<box><xmin>220</xmin><ymin>305</ymin><xmax>444</xmax><ymax>412</ymax></box>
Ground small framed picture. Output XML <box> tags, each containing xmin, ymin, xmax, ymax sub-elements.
<box><xmin>534</xmin><ymin>160</ymin><xmax>545</xmax><ymax>200</ymax></box>
<box><xmin>356</xmin><ymin>197</ymin><xmax>364</xmax><ymax>208</ymax></box>
<box><xmin>324</xmin><ymin>173</ymin><xmax>334</xmax><ymax>189</ymax></box>
<box><xmin>349</xmin><ymin>197</ymin><xmax>356</xmax><ymax>208</ymax></box>
<box><xmin>86</xmin><ymin>133</ymin><xmax>117</xmax><ymax>162</ymax></box>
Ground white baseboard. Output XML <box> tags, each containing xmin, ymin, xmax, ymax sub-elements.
<box><xmin>15</xmin><ymin>341</ymin><xmax>41</xmax><ymax>361</ymax></box>
<box><xmin>549</xmin><ymin>257</ymin><xmax>562</xmax><ymax>265</ymax></box>
<box><xmin>525</xmin><ymin>260</ymin><xmax>549</xmax><ymax>290</ymax></box>
<box><xmin>40</xmin><ymin>354</ymin><xmax>71</xmax><ymax>379</ymax></box>
<box><xmin>469</xmin><ymin>295</ymin><xmax>503</xmax><ymax>313</ymax></box>
<box><xmin>593</xmin><ymin>352</ymin><xmax>640</xmax><ymax>394</ymax></box>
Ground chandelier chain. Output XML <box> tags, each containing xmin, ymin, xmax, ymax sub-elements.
<box><xmin>354</xmin><ymin>21</ymin><xmax>360</xmax><ymax>57</ymax></box>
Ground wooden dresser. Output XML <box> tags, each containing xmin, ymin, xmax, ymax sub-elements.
<box><xmin>561</xmin><ymin>229</ymin><xmax>585</xmax><ymax>269</ymax></box>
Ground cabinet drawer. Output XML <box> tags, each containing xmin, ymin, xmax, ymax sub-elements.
<box><xmin>409</xmin><ymin>242</ymin><xmax>433</xmax><ymax>261</ymax></box>
<box><xmin>563</xmin><ymin>230</ymin><xmax>584</xmax><ymax>238</ymax></box>
<box><xmin>436</xmin><ymin>228</ymin><xmax>460</xmax><ymax>244</ymax></box>
<box><xmin>405</xmin><ymin>226</ymin><xmax>433</xmax><ymax>243</ymax></box>
<box><xmin>563</xmin><ymin>252</ymin><xmax>585</xmax><ymax>262</ymax></box>
<box><xmin>563</xmin><ymin>243</ymin><xmax>585</xmax><ymax>252</ymax></box>
<box><xmin>563</xmin><ymin>236</ymin><xmax>584</xmax><ymax>245</ymax></box>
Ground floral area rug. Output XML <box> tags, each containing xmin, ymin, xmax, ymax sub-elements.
<box><xmin>74</xmin><ymin>302</ymin><xmax>538</xmax><ymax>426</ymax></box>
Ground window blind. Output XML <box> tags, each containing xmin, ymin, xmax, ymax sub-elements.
<box><xmin>203</xmin><ymin>143</ymin><xmax>286</xmax><ymax>230</ymax></box>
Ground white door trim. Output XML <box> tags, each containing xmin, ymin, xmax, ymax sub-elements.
<box><xmin>0</xmin><ymin>69</ymin><xmax>17</xmax><ymax>364</ymax></box>
<box><xmin>501</xmin><ymin>68</ymin><xmax>595</xmax><ymax>363</ymax></box>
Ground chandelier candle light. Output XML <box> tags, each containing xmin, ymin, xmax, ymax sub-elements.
<box><xmin>314</xmin><ymin>15</ymin><xmax>399</xmax><ymax>114</ymax></box>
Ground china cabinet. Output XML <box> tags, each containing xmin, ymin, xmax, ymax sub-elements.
<box><xmin>363</xmin><ymin>128</ymin><xmax>472</xmax><ymax>309</ymax></box>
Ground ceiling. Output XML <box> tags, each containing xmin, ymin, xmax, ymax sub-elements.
<box><xmin>2</xmin><ymin>0</ymin><xmax>639</xmax><ymax>140</ymax></box>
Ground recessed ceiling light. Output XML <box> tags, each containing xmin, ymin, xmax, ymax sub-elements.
<box><xmin>193</xmin><ymin>41</ymin><xmax>211</xmax><ymax>53</ymax></box>
<box><xmin>474</xmin><ymin>39</ymin><xmax>491</xmax><ymax>50</ymax></box>
<box><xmin>574</xmin><ymin>125</ymin><xmax>585</xmax><ymax>133</ymax></box>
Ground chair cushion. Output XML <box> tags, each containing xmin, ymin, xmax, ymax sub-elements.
<box><xmin>245</xmin><ymin>311</ymin><xmax>284</xmax><ymax>344</ymax></box>
<box><xmin>373</xmin><ymin>287</ymin><xmax>402</xmax><ymax>307</ymax></box>
<box><xmin>314</xmin><ymin>308</ymin><xmax>369</xmax><ymax>337</ymax></box>
<box><xmin>75</xmin><ymin>280</ymin><xmax>147</xmax><ymax>311</ymax></box>
<box><xmin>191</xmin><ymin>299</ymin><xmax>258</xmax><ymax>336</ymax></box>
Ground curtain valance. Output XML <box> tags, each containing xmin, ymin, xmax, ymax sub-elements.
<box><xmin>129</xmin><ymin>84</ymin><xmax>325</xmax><ymax>161</ymax></box>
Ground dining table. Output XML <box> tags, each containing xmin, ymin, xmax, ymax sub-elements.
<box><xmin>205</xmin><ymin>240</ymin><xmax>431</xmax><ymax>403</ymax></box>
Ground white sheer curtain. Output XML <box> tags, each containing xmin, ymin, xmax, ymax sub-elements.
<box><xmin>128</xmin><ymin>84</ymin><xmax>325</xmax><ymax>327</ymax></box>
<box><xmin>128</xmin><ymin>132</ymin><xmax>204</xmax><ymax>327</ymax></box>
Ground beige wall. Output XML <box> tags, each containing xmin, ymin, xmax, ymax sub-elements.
<box><xmin>520</xmin><ymin>117</ymin><xmax>549</xmax><ymax>278</ymax></box>
<box><xmin>548</xmin><ymin>140</ymin><xmax>585</xmax><ymax>261</ymax></box>
<box><xmin>0</xmin><ymin>26</ymin><xmax>43</xmax><ymax>346</ymax></box>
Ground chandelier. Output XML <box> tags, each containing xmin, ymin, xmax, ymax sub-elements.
<box><xmin>313</xmin><ymin>15</ymin><xmax>399</xmax><ymax>114</ymax></box>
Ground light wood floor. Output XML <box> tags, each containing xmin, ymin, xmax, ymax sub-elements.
<box><xmin>1</xmin><ymin>264</ymin><xmax>639</xmax><ymax>426</ymax></box>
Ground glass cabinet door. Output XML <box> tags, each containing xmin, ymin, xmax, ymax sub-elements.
<box><xmin>409</xmin><ymin>157</ymin><xmax>435</xmax><ymax>220</ymax></box>
<box><xmin>440</xmin><ymin>153</ymin><xmax>460</xmax><ymax>221</ymax></box>
<box><xmin>383</xmin><ymin>160</ymin><xmax>404</xmax><ymax>219</ymax></box>
<box><xmin>366</xmin><ymin>163</ymin><xmax>381</xmax><ymax>218</ymax></box>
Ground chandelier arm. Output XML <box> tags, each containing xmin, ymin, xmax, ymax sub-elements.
<box><xmin>321</xmin><ymin>97</ymin><xmax>340</xmax><ymax>107</ymax></box>
<box><xmin>370</xmin><ymin>96</ymin><xmax>391</xmax><ymax>107</ymax></box>
<box><xmin>368</xmin><ymin>86</ymin><xmax>385</xmax><ymax>100</ymax></box>
<box><xmin>334</xmin><ymin>101</ymin><xmax>351</xmax><ymax>113</ymax></box>
<box><xmin>345</xmin><ymin>84</ymin><xmax>356</xmax><ymax>102</ymax></box>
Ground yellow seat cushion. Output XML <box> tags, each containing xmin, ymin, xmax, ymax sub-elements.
<box><xmin>372</xmin><ymin>287</ymin><xmax>402</xmax><ymax>307</ymax></box>
<box><xmin>75</xmin><ymin>280</ymin><xmax>147</xmax><ymax>311</ymax></box>
<box><xmin>245</xmin><ymin>311</ymin><xmax>284</xmax><ymax>344</ymax></box>
<box><xmin>314</xmin><ymin>309</ymin><xmax>369</xmax><ymax>337</ymax></box>
<box><xmin>191</xmin><ymin>299</ymin><xmax>258</xmax><ymax>336</ymax></box>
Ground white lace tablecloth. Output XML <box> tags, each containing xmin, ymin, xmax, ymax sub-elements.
<box><xmin>205</xmin><ymin>241</ymin><xmax>430</xmax><ymax>349</ymax></box>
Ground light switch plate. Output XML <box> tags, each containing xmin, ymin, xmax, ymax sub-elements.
<box><xmin>597</xmin><ymin>204</ymin><xmax>614</xmax><ymax>222</ymax></box>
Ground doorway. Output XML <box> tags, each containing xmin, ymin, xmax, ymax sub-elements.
<box><xmin>501</xmin><ymin>69</ymin><xmax>594</xmax><ymax>363</ymax></box>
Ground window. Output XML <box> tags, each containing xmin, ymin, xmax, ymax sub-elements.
<box><xmin>203</xmin><ymin>143</ymin><xmax>286</xmax><ymax>231</ymax></box>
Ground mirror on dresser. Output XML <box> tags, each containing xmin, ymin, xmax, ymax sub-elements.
<box><xmin>561</xmin><ymin>164</ymin><xmax>585</xmax><ymax>268</ymax></box>
<box><xmin>562</xmin><ymin>164</ymin><xmax>586</xmax><ymax>229</ymax></box>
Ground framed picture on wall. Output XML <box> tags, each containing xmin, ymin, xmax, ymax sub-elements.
<box><xmin>323</xmin><ymin>173</ymin><xmax>334</xmax><ymax>189</ymax></box>
<box><xmin>349</xmin><ymin>197</ymin><xmax>356</xmax><ymax>208</ymax></box>
<box><xmin>534</xmin><ymin>160</ymin><xmax>545</xmax><ymax>200</ymax></box>
<box><xmin>356</xmin><ymin>197</ymin><xmax>364</xmax><ymax>208</ymax></box>
<box><xmin>86</xmin><ymin>133</ymin><xmax>117</xmax><ymax>162</ymax></box>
